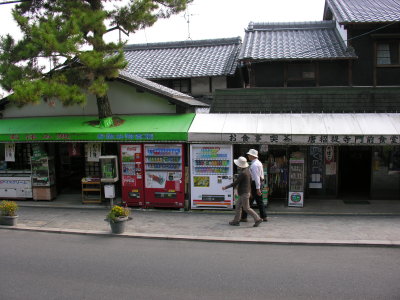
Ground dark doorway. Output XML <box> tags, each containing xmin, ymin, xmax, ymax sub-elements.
<box><xmin>339</xmin><ymin>146</ymin><xmax>371</xmax><ymax>198</ymax></box>
<box><xmin>55</xmin><ymin>143</ymin><xmax>86</xmax><ymax>194</ymax></box>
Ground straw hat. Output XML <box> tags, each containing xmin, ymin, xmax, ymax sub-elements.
<box><xmin>234</xmin><ymin>156</ymin><xmax>249</xmax><ymax>168</ymax></box>
<box><xmin>246</xmin><ymin>148</ymin><xmax>258</xmax><ymax>158</ymax></box>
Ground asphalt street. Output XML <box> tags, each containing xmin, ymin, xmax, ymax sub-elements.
<box><xmin>1</xmin><ymin>230</ymin><xmax>399</xmax><ymax>300</ymax></box>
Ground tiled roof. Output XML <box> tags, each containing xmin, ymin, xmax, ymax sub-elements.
<box><xmin>118</xmin><ymin>71</ymin><xmax>209</xmax><ymax>107</ymax></box>
<box><xmin>123</xmin><ymin>37</ymin><xmax>241</xmax><ymax>79</ymax></box>
<box><xmin>210</xmin><ymin>87</ymin><xmax>400</xmax><ymax>113</ymax></box>
<box><xmin>325</xmin><ymin>0</ymin><xmax>400</xmax><ymax>23</ymax></box>
<box><xmin>239</xmin><ymin>21</ymin><xmax>357</xmax><ymax>61</ymax></box>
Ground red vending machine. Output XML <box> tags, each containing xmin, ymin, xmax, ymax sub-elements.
<box><xmin>120</xmin><ymin>144</ymin><xmax>144</xmax><ymax>207</ymax></box>
<box><xmin>144</xmin><ymin>144</ymin><xmax>185</xmax><ymax>208</ymax></box>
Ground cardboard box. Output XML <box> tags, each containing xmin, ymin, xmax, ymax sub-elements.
<box><xmin>33</xmin><ymin>186</ymin><xmax>57</xmax><ymax>201</ymax></box>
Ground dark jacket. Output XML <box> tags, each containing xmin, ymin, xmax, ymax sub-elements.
<box><xmin>225</xmin><ymin>167</ymin><xmax>251</xmax><ymax>195</ymax></box>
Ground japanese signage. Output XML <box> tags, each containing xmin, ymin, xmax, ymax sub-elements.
<box><xmin>4</xmin><ymin>143</ymin><xmax>15</xmax><ymax>162</ymax></box>
<box><xmin>309</xmin><ymin>146</ymin><xmax>323</xmax><ymax>189</ymax></box>
<box><xmin>85</xmin><ymin>143</ymin><xmax>101</xmax><ymax>162</ymax></box>
<box><xmin>221</xmin><ymin>134</ymin><xmax>400</xmax><ymax>145</ymax></box>
<box><xmin>1</xmin><ymin>133</ymin><xmax>156</xmax><ymax>142</ymax></box>
<box><xmin>325</xmin><ymin>146</ymin><xmax>336</xmax><ymax>176</ymax></box>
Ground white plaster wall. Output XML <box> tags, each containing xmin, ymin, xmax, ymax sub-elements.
<box><xmin>335</xmin><ymin>21</ymin><xmax>348</xmax><ymax>46</ymax></box>
<box><xmin>191</xmin><ymin>77</ymin><xmax>210</xmax><ymax>96</ymax></box>
<box><xmin>212</xmin><ymin>77</ymin><xmax>227</xmax><ymax>91</ymax></box>
<box><xmin>2</xmin><ymin>81</ymin><xmax>176</xmax><ymax>118</ymax></box>
<box><xmin>191</xmin><ymin>76</ymin><xmax>227</xmax><ymax>97</ymax></box>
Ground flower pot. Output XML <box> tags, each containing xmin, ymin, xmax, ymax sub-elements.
<box><xmin>0</xmin><ymin>215</ymin><xmax>18</xmax><ymax>226</ymax></box>
<box><xmin>109</xmin><ymin>217</ymin><xmax>128</xmax><ymax>234</ymax></box>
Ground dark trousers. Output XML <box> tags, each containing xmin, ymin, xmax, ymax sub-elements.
<box><xmin>242</xmin><ymin>181</ymin><xmax>267</xmax><ymax>219</ymax></box>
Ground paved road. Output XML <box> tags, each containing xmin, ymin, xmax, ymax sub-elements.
<box><xmin>1</xmin><ymin>231</ymin><xmax>399</xmax><ymax>300</ymax></box>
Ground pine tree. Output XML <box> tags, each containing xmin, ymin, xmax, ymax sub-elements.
<box><xmin>0</xmin><ymin>0</ymin><xmax>192</xmax><ymax>127</ymax></box>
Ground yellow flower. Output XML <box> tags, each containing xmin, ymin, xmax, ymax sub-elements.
<box><xmin>0</xmin><ymin>200</ymin><xmax>18</xmax><ymax>216</ymax></box>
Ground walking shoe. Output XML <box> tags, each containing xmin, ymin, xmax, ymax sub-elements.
<box><xmin>229</xmin><ymin>221</ymin><xmax>240</xmax><ymax>226</ymax></box>
<box><xmin>253</xmin><ymin>219</ymin><xmax>263</xmax><ymax>227</ymax></box>
<box><xmin>262</xmin><ymin>218</ymin><xmax>268</xmax><ymax>222</ymax></box>
<box><xmin>239</xmin><ymin>218</ymin><xmax>248</xmax><ymax>222</ymax></box>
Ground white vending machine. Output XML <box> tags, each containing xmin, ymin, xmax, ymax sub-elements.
<box><xmin>190</xmin><ymin>144</ymin><xmax>233</xmax><ymax>209</ymax></box>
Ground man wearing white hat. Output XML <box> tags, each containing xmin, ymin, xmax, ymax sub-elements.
<box><xmin>241</xmin><ymin>149</ymin><xmax>267</xmax><ymax>222</ymax></box>
<box><xmin>222</xmin><ymin>156</ymin><xmax>263</xmax><ymax>227</ymax></box>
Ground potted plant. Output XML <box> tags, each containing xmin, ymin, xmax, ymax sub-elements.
<box><xmin>0</xmin><ymin>200</ymin><xmax>19</xmax><ymax>226</ymax></box>
<box><xmin>105</xmin><ymin>205</ymin><xmax>130</xmax><ymax>234</ymax></box>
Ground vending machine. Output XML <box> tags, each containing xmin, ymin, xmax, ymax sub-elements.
<box><xmin>288</xmin><ymin>152</ymin><xmax>305</xmax><ymax>207</ymax></box>
<box><xmin>120</xmin><ymin>144</ymin><xmax>144</xmax><ymax>207</ymax></box>
<box><xmin>143</xmin><ymin>144</ymin><xmax>185</xmax><ymax>208</ymax></box>
<box><xmin>190</xmin><ymin>144</ymin><xmax>234</xmax><ymax>209</ymax></box>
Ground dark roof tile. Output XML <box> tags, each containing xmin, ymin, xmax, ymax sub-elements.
<box><xmin>123</xmin><ymin>37</ymin><xmax>241</xmax><ymax>79</ymax></box>
<box><xmin>239</xmin><ymin>21</ymin><xmax>356</xmax><ymax>61</ymax></box>
<box><xmin>325</xmin><ymin>0</ymin><xmax>400</xmax><ymax>23</ymax></box>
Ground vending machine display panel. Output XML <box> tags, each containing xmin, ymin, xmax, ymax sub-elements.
<box><xmin>144</xmin><ymin>144</ymin><xmax>185</xmax><ymax>208</ymax></box>
<box><xmin>120</xmin><ymin>144</ymin><xmax>144</xmax><ymax>207</ymax></box>
<box><xmin>190</xmin><ymin>144</ymin><xmax>233</xmax><ymax>209</ymax></box>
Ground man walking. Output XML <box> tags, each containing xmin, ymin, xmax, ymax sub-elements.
<box><xmin>222</xmin><ymin>156</ymin><xmax>262</xmax><ymax>227</ymax></box>
<box><xmin>241</xmin><ymin>149</ymin><xmax>267</xmax><ymax>222</ymax></box>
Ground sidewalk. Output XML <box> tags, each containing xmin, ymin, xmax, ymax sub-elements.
<box><xmin>1</xmin><ymin>196</ymin><xmax>400</xmax><ymax>247</ymax></box>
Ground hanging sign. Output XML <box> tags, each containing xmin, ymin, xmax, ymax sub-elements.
<box><xmin>5</xmin><ymin>143</ymin><xmax>15</xmax><ymax>162</ymax></box>
<box><xmin>68</xmin><ymin>143</ymin><xmax>81</xmax><ymax>156</ymax></box>
<box><xmin>85</xmin><ymin>143</ymin><xmax>101</xmax><ymax>162</ymax></box>
<box><xmin>309</xmin><ymin>146</ymin><xmax>323</xmax><ymax>189</ymax></box>
<box><xmin>325</xmin><ymin>146</ymin><xmax>336</xmax><ymax>175</ymax></box>
<box><xmin>259</xmin><ymin>144</ymin><xmax>269</xmax><ymax>154</ymax></box>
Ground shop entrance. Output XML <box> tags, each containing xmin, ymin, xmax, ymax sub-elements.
<box><xmin>339</xmin><ymin>146</ymin><xmax>371</xmax><ymax>198</ymax></box>
<box><xmin>55</xmin><ymin>143</ymin><xmax>87</xmax><ymax>194</ymax></box>
<box><xmin>266</xmin><ymin>148</ymin><xmax>289</xmax><ymax>200</ymax></box>
<box><xmin>234</xmin><ymin>145</ymin><xmax>289</xmax><ymax>202</ymax></box>
<box><xmin>55</xmin><ymin>143</ymin><xmax>120</xmax><ymax>199</ymax></box>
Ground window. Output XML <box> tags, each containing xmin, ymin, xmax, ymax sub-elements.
<box><xmin>285</xmin><ymin>63</ymin><xmax>317</xmax><ymax>87</ymax></box>
<box><xmin>287</xmin><ymin>63</ymin><xmax>315</xmax><ymax>80</ymax></box>
<box><xmin>171</xmin><ymin>79</ymin><xmax>191</xmax><ymax>94</ymax></box>
<box><xmin>377</xmin><ymin>41</ymin><xmax>400</xmax><ymax>65</ymax></box>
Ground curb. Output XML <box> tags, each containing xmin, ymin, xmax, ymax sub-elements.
<box><xmin>17</xmin><ymin>204</ymin><xmax>400</xmax><ymax>216</ymax></box>
<box><xmin>2</xmin><ymin>225</ymin><xmax>400</xmax><ymax>247</ymax></box>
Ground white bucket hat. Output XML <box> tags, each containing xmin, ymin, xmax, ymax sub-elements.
<box><xmin>246</xmin><ymin>149</ymin><xmax>258</xmax><ymax>158</ymax></box>
<box><xmin>234</xmin><ymin>156</ymin><xmax>249</xmax><ymax>168</ymax></box>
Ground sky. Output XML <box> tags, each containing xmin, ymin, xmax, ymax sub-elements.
<box><xmin>0</xmin><ymin>0</ymin><xmax>326</xmax><ymax>45</ymax></box>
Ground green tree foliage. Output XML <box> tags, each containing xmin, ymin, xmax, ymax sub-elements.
<box><xmin>0</xmin><ymin>0</ymin><xmax>192</xmax><ymax>126</ymax></box>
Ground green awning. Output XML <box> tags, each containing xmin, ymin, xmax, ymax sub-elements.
<box><xmin>0</xmin><ymin>114</ymin><xmax>195</xmax><ymax>142</ymax></box>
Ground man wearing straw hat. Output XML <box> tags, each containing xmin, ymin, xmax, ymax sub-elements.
<box><xmin>222</xmin><ymin>156</ymin><xmax>263</xmax><ymax>227</ymax></box>
<box><xmin>241</xmin><ymin>149</ymin><xmax>267</xmax><ymax>222</ymax></box>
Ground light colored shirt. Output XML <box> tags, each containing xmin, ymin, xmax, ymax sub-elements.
<box><xmin>249</xmin><ymin>158</ymin><xmax>264</xmax><ymax>189</ymax></box>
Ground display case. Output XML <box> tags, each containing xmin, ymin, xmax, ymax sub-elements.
<box><xmin>0</xmin><ymin>172</ymin><xmax>32</xmax><ymax>199</ymax></box>
<box><xmin>31</xmin><ymin>156</ymin><xmax>55</xmax><ymax>187</ymax></box>
<box><xmin>31</xmin><ymin>156</ymin><xmax>56</xmax><ymax>200</ymax></box>
<box><xmin>288</xmin><ymin>153</ymin><xmax>305</xmax><ymax>207</ymax></box>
